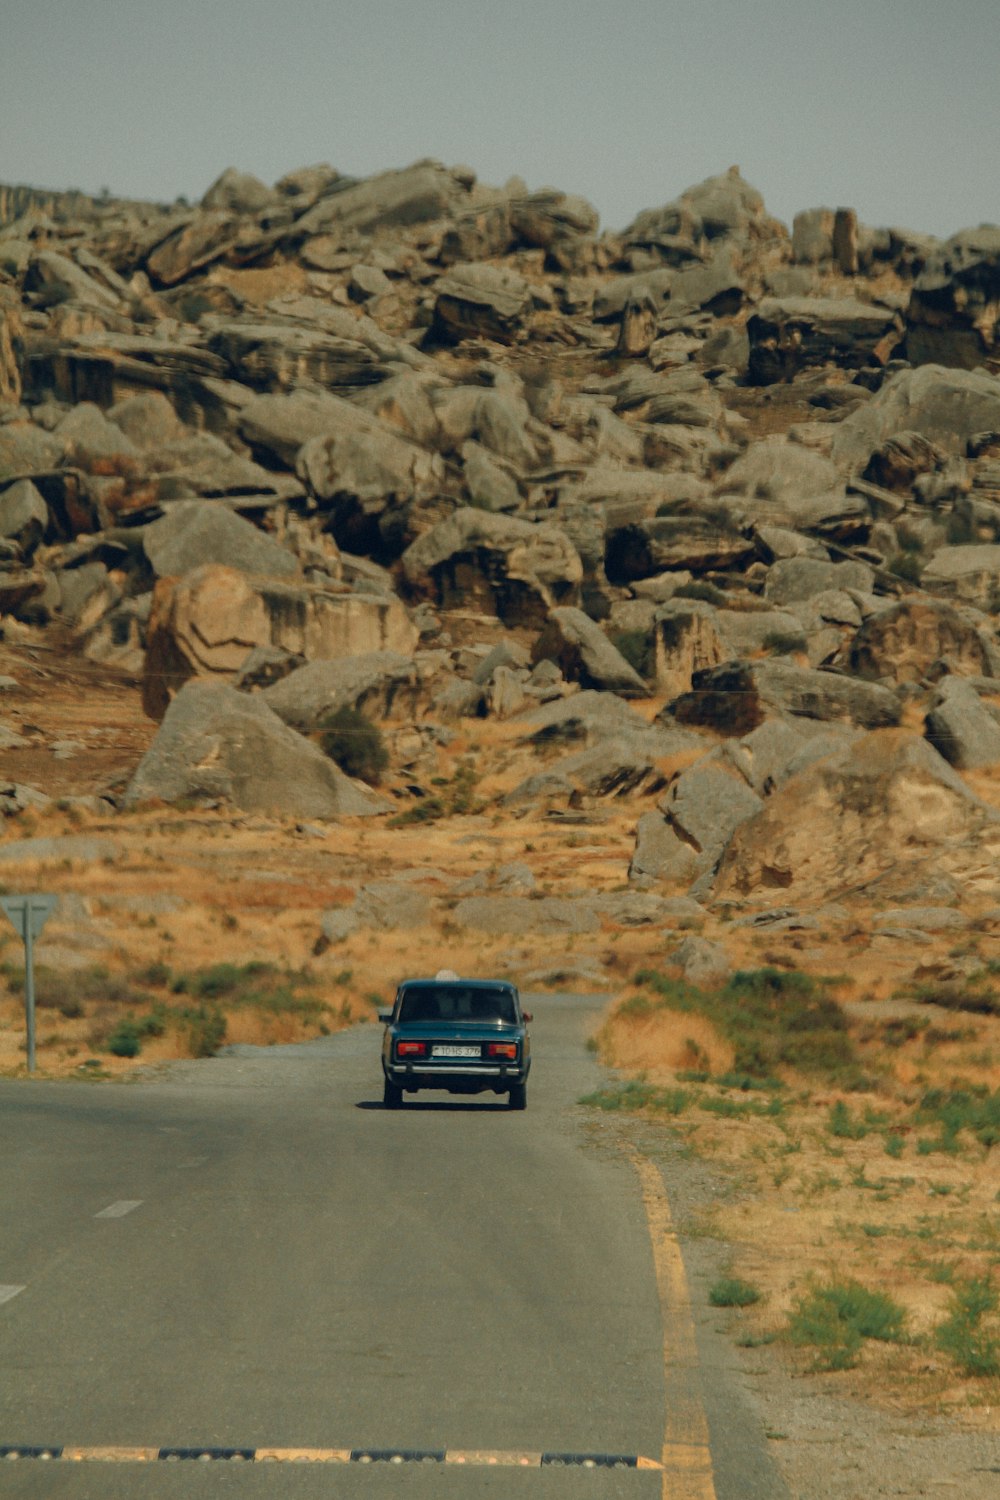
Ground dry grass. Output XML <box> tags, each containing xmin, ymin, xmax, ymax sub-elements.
<box><xmin>593</xmin><ymin>978</ymin><xmax>1000</xmax><ymax>1419</ymax></box>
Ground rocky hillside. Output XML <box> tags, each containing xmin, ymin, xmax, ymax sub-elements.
<box><xmin>2</xmin><ymin>157</ymin><xmax>1000</xmax><ymax>949</ymax></box>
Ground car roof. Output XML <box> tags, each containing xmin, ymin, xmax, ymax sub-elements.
<box><xmin>398</xmin><ymin>978</ymin><xmax>517</xmax><ymax>991</ymax></box>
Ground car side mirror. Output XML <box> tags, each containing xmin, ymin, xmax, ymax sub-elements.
<box><xmin>522</xmin><ymin>1011</ymin><xmax>533</xmax><ymax>1023</ymax></box>
<box><xmin>378</xmin><ymin>1013</ymin><xmax>392</xmax><ymax>1024</ymax></box>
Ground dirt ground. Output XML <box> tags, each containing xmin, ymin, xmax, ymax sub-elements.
<box><xmin>1</xmin><ymin>628</ymin><xmax>998</xmax><ymax>1497</ymax></box>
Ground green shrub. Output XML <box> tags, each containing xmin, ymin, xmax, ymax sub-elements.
<box><xmin>632</xmin><ymin>966</ymin><xmax>856</xmax><ymax>1085</ymax></box>
<box><xmin>710</xmin><ymin>1278</ymin><xmax>762</xmax><ymax>1308</ymax></box>
<box><xmin>319</xmin><ymin>706</ymin><xmax>389</xmax><ymax>785</ymax></box>
<box><xmin>107</xmin><ymin>1020</ymin><xmax>142</xmax><ymax>1058</ymax></box>
<box><xmin>935</xmin><ymin>1278</ymin><xmax>1000</xmax><ymax>1376</ymax></box>
<box><xmin>579</xmin><ymin>1081</ymin><xmax>691</xmax><ymax>1116</ymax></box>
<box><xmin>788</xmin><ymin>1279</ymin><xmax>907</xmax><ymax>1370</ymax></box>
<box><xmin>828</xmin><ymin>1100</ymin><xmax>869</xmax><ymax>1139</ymax></box>
<box><xmin>387</xmin><ymin>762</ymin><xmax>481</xmax><ymax>826</ymax></box>
<box><xmin>184</xmin><ymin>1005</ymin><xmax>227</xmax><ymax>1058</ymax></box>
<box><xmin>916</xmin><ymin>1088</ymin><xmax>1000</xmax><ymax>1151</ymax></box>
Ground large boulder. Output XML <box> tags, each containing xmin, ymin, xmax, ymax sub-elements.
<box><xmin>831</xmin><ymin>365</ymin><xmax>1000</xmax><ymax>472</ymax></box>
<box><xmin>200</xmin><ymin>167</ymin><xmax>275</xmax><ymax>214</ymax></box>
<box><xmin>122</xmin><ymin>680</ymin><xmax>388</xmax><ymax>818</ymax></box>
<box><xmin>295</xmin><ymin>405</ymin><xmax>444</xmax><ymax>556</ymax></box>
<box><xmin>261</xmin><ymin>653</ymin><xmax>422</xmax><ymax>731</ymax></box>
<box><xmin>604</xmin><ymin>515</ymin><xmax>756</xmax><ymax>584</ymax></box>
<box><xmin>142</xmin><ymin>501</ymin><xmax>300</xmax><ymax>580</ymax></box>
<box><xmin>293</xmin><ymin>161</ymin><xmax>463</xmax><ymax>237</ymax></box>
<box><xmin>142</xmin><ymin>564</ymin><xmax>417</xmax><ymax>718</ymax></box>
<box><xmin>532</xmin><ymin>607</ymin><xmax>648</xmax><ymax>697</ymax></box>
<box><xmin>206</xmin><ymin>321</ymin><xmax>388</xmax><ymax>395</ymax></box>
<box><xmin>747</xmin><ymin>297</ymin><xmax>902</xmax><ymax>384</ymax></box>
<box><xmin>906</xmin><ymin>227</ymin><xmax>1000</xmax><ymax>369</ymax></box>
<box><xmin>919</xmin><ymin>544</ymin><xmax>1000</xmax><ymax>608</ymax></box>
<box><xmin>925</xmin><ymin>677</ymin><xmax>1000</xmax><ymax>769</ymax></box>
<box><xmin>849</xmin><ymin>599</ymin><xmax>1000</xmax><ymax>683</ymax></box>
<box><xmin>667</xmin><ymin>659</ymin><xmax>901</xmax><ymax>735</ymax></box>
<box><xmin>400</xmin><ymin>508</ymin><xmax>582</xmax><ymax>627</ymax></box>
<box><xmin>712</xmin><ymin>730</ymin><xmax>1000</xmax><ymax>902</ymax></box>
<box><xmin>715</xmin><ymin>437</ymin><xmax>869</xmax><ymax>537</ymax></box>
<box><xmin>429</xmin><ymin>263</ymin><xmax>534</xmax><ymax>345</ymax></box>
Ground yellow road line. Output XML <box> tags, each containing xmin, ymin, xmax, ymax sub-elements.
<box><xmin>631</xmin><ymin>1153</ymin><xmax>717</xmax><ymax>1500</ymax></box>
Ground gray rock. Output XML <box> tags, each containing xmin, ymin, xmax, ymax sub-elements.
<box><xmin>430</xmin><ymin>263</ymin><xmax>533</xmax><ymax>345</ymax></box>
<box><xmin>57</xmin><ymin>560</ymin><xmax>121</xmax><ymax>631</ymax></box>
<box><xmin>920</xmin><ymin>544</ymin><xmax>1000</xmax><ymax>607</ymax></box>
<box><xmin>713</xmin><ymin>731</ymin><xmax>1000</xmax><ymax>902</ymax></box>
<box><xmin>722</xmin><ymin>719</ymin><xmax>811</xmax><ymax>794</ymax></box>
<box><xmin>201</xmin><ymin>167</ymin><xmax>275</xmax><ymax>214</ymax></box>
<box><xmin>717</xmin><ymin>437</ymin><xmax>869</xmax><ymax>536</ymax></box>
<box><xmin>872</xmin><ymin>906</ymin><xmax>968</xmax><ymax>932</ymax></box>
<box><xmin>320</xmin><ymin>908</ymin><xmax>360</xmax><ymax>943</ymax></box>
<box><xmin>261</xmin><ymin>653</ymin><xmax>419</xmax><ymax>731</ymax></box>
<box><xmin>628</xmin><ymin>811</ymin><xmax>700</xmax><ymax>886</ymax></box>
<box><xmin>294</xmin><ymin>161</ymin><xmax>462</xmax><ymax>237</ymax></box>
<box><xmin>661</xmin><ymin>759</ymin><xmax>764</xmax><ymax>868</ymax></box>
<box><xmin>401</xmin><ymin>509</ymin><xmax>582</xmax><ymax>628</ymax></box>
<box><xmin>925</xmin><ymin>676</ymin><xmax>1000</xmax><ymax>768</ymax></box>
<box><xmin>0</xmin><ymin>478</ymin><xmax>48</xmax><ymax>552</ymax></box>
<box><xmin>747</xmin><ymin>297</ymin><xmax>902</xmax><ymax>384</ymax></box>
<box><xmin>0</xmin><ymin>421</ymin><xmax>62</xmax><ymax>481</ymax></box>
<box><xmin>143</xmin><ymin>501</ymin><xmax>300</xmax><ymax>580</ymax></box>
<box><xmin>0</xmin><ymin>783</ymin><xmax>52</xmax><ymax>816</ymax></box>
<box><xmin>462</xmin><ymin>441</ymin><xmax>520</xmax><ymax>512</ymax></box>
<box><xmin>906</xmin><ymin>227</ymin><xmax>1000</xmax><ymax>368</ymax></box>
<box><xmin>832</xmin><ymin>365</ymin><xmax>1000</xmax><ymax>472</ymax></box>
<box><xmin>452</xmin><ymin>895</ymin><xmax>599</xmax><ymax>935</ymax></box>
<box><xmin>502</xmin><ymin>770</ymin><xmax>575</xmax><ymax>809</ymax></box>
<box><xmin>763</xmin><ymin>555</ymin><xmax>875</xmax><ymax>605</ymax></box>
<box><xmin>669</xmin><ymin>659</ymin><xmax>901</xmax><ymax>735</ymax></box>
<box><xmin>605</xmin><ymin>514</ymin><xmax>755</xmax><ymax>586</ymax></box>
<box><xmin>122</xmin><ymin>680</ymin><xmax>388</xmax><ymax>818</ymax></box>
<box><xmin>107</xmin><ymin>391</ymin><xmax>188</xmax><ymax>450</ymax></box>
<box><xmin>668</xmin><ymin>936</ymin><xmax>731</xmax><ymax>987</ymax></box>
<box><xmin>532</xmin><ymin>607</ymin><xmax>648</xmax><ymax>697</ymax></box>
<box><xmin>0</xmin><ymin>834</ymin><xmax>119</xmax><ymax>864</ymax></box>
<box><xmin>355</xmin><ymin>881</ymin><xmax>430</xmax><ymax>930</ymax></box>
<box><xmin>850</xmin><ymin>598</ymin><xmax>998</xmax><ymax>683</ymax></box>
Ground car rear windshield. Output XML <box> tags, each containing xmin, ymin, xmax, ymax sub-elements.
<box><xmin>396</xmin><ymin>986</ymin><xmax>518</xmax><ymax>1024</ymax></box>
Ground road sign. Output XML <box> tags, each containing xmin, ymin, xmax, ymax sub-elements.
<box><xmin>1</xmin><ymin>894</ymin><xmax>57</xmax><ymax>1074</ymax></box>
<box><xmin>1</xmin><ymin>895</ymin><xmax>57</xmax><ymax>942</ymax></box>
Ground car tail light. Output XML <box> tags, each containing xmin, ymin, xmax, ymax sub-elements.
<box><xmin>396</xmin><ymin>1040</ymin><xmax>428</xmax><ymax>1058</ymax></box>
<box><xmin>487</xmin><ymin>1042</ymin><xmax>518</xmax><ymax>1060</ymax></box>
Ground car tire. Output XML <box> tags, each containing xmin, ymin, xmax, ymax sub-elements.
<box><xmin>508</xmin><ymin>1082</ymin><xmax>527</xmax><ymax>1110</ymax></box>
<box><xmin>383</xmin><ymin>1079</ymin><xmax>403</xmax><ymax>1109</ymax></box>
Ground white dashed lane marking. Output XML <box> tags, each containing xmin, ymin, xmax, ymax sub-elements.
<box><xmin>94</xmin><ymin>1201</ymin><xmax>142</xmax><ymax>1219</ymax></box>
<box><xmin>0</xmin><ymin>1286</ymin><xmax>25</xmax><ymax>1306</ymax></box>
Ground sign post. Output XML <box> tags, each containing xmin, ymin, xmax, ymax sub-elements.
<box><xmin>0</xmin><ymin>895</ymin><xmax>57</xmax><ymax>1074</ymax></box>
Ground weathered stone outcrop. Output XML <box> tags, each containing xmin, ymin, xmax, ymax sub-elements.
<box><xmin>713</xmin><ymin>731</ymin><xmax>1000</xmax><ymax>902</ymax></box>
<box><xmin>400</xmin><ymin>509</ymin><xmax>582</xmax><ymax>626</ymax></box>
<box><xmin>142</xmin><ymin>563</ymin><xmax>417</xmax><ymax>717</ymax></box>
<box><xmin>123</xmin><ymin>679</ymin><xmax>388</xmax><ymax>818</ymax></box>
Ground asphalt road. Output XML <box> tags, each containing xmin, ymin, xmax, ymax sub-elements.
<box><xmin>0</xmin><ymin>994</ymin><xmax>787</xmax><ymax>1499</ymax></box>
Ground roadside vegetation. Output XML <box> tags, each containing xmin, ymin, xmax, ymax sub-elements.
<box><xmin>584</xmin><ymin>965</ymin><xmax>1000</xmax><ymax>1411</ymax></box>
<box><xmin>0</xmin><ymin>959</ymin><xmax>369</xmax><ymax>1068</ymax></box>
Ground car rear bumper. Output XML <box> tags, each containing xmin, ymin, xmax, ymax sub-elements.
<box><xmin>384</xmin><ymin>1061</ymin><xmax>529</xmax><ymax>1092</ymax></box>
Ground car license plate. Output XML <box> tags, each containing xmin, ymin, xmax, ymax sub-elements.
<box><xmin>432</xmin><ymin>1045</ymin><xmax>480</xmax><ymax>1058</ymax></box>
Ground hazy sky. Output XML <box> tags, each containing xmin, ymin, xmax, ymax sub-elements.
<box><xmin>2</xmin><ymin>0</ymin><xmax>997</xmax><ymax>238</ymax></box>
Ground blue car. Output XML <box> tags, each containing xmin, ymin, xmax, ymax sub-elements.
<box><xmin>380</xmin><ymin>976</ymin><xmax>532</xmax><ymax>1109</ymax></box>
